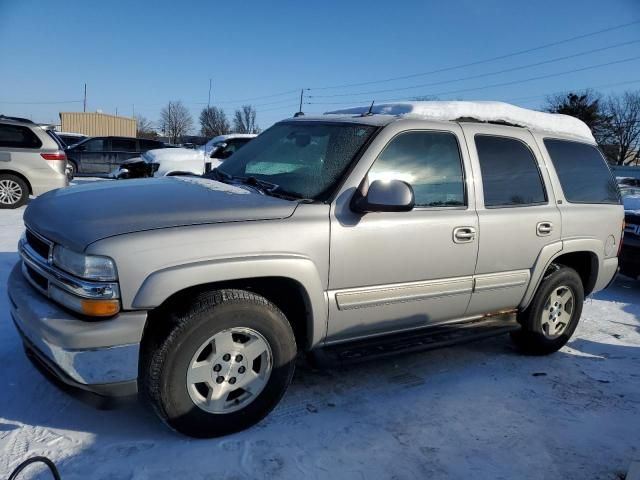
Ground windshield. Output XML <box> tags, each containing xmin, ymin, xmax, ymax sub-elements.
<box><xmin>216</xmin><ymin>122</ymin><xmax>376</xmax><ymax>200</ymax></box>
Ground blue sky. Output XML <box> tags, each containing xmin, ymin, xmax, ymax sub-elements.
<box><xmin>1</xmin><ymin>0</ymin><xmax>640</xmax><ymax>131</ymax></box>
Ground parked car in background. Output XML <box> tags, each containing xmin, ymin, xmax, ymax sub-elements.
<box><xmin>65</xmin><ymin>136</ymin><xmax>171</xmax><ymax>178</ymax></box>
<box><xmin>0</xmin><ymin>115</ymin><xmax>68</xmax><ymax>208</ymax></box>
<box><xmin>115</xmin><ymin>134</ymin><xmax>256</xmax><ymax>179</ymax></box>
<box><xmin>56</xmin><ymin>132</ymin><xmax>87</xmax><ymax>147</ymax></box>
<box><xmin>620</xmin><ymin>185</ymin><xmax>640</xmax><ymax>279</ymax></box>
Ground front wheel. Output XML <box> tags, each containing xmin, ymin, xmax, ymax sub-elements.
<box><xmin>511</xmin><ymin>265</ymin><xmax>584</xmax><ymax>355</ymax></box>
<box><xmin>141</xmin><ymin>289</ymin><xmax>297</xmax><ymax>438</ymax></box>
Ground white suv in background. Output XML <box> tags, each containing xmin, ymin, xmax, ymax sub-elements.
<box><xmin>0</xmin><ymin>116</ymin><xmax>68</xmax><ymax>208</ymax></box>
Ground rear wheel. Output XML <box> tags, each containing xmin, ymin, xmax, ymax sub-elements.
<box><xmin>511</xmin><ymin>265</ymin><xmax>584</xmax><ymax>355</ymax></box>
<box><xmin>0</xmin><ymin>174</ymin><xmax>28</xmax><ymax>209</ymax></box>
<box><xmin>141</xmin><ymin>289</ymin><xmax>297</xmax><ymax>438</ymax></box>
<box><xmin>66</xmin><ymin>161</ymin><xmax>77</xmax><ymax>180</ymax></box>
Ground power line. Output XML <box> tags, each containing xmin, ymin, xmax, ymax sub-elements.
<box><xmin>309</xmin><ymin>39</ymin><xmax>640</xmax><ymax>99</ymax></box>
<box><xmin>506</xmin><ymin>79</ymin><xmax>640</xmax><ymax>103</ymax></box>
<box><xmin>309</xmin><ymin>19</ymin><xmax>640</xmax><ymax>91</ymax></box>
<box><xmin>306</xmin><ymin>55</ymin><xmax>640</xmax><ymax>106</ymax></box>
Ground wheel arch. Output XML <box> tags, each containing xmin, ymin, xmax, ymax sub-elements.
<box><xmin>134</xmin><ymin>257</ymin><xmax>327</xmax><ymax>350</ymax></box>
<box><xmin>520</xmin><ymin>239</ymin><xmax>603</xmax><ymax>310</ymax></box>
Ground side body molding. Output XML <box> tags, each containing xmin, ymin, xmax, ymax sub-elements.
<box><xmin>132</xmin><ymin>255</ymin><xmax>328</xmax><ymax>348</ymax></box>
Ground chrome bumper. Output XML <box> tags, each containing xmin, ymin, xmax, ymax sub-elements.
<box><xmin>8</xmin><ymin>263</ymin><xmax>146</xmax><ymax>390</ymax></box>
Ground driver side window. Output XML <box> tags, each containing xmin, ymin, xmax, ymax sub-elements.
<box><xmin>368</xmin><ymin>131</ymin><xmax>466</xmax><ymax>208</ymax></box>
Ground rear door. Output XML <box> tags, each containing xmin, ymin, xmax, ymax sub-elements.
<box><xmin>77</xmin><ymin>137</ymin><xmax>111</xmax><ymax>175</ymax></box>
<box><xmin>111</xmin><ymin>137</ymin><xmax>138</xmax><ymax>169</ymax></box>
<box><xmin>461</xmin><ymin>124</ymin><xmax>561</xmax><ymax>315</ymax></box>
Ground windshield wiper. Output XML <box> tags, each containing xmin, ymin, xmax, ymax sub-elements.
<box><xmin>235</xmin><ymin>176</ymin><xmax>311</xmax><ymax>201</ymax></box>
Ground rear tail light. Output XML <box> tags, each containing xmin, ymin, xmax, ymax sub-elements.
<box><xmin>41</xmin><ymin>152</ymin><xmax>67</xmax><ymax>161</ymax></box>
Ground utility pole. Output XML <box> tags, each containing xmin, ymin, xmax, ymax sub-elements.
<box><xmin>115</xmin><ymin>107</ymin><xmax>118</xmax><ymax>116</ymax></box>
<box><xmin>83</xmin><ymin>83</ymin><xmax>87</xmax><ymax>112</ymax></box>
<box><xmin>132</xmin><ymin>104</ymin><xmax>135</xmax><ymax>118</ymax></box>
<box><xmin>208</xmin><ymin>78</ymin><xmax>212</xmax><ymax>108</ymax></box>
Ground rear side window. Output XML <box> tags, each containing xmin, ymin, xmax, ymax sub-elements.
<box><xmin>0</xmin><ymin>124</ymin><xmax>42</xmax><ymax>149</ymax></box>
<box><xmin>83</xmin><ymin>138</ymin><xmax>106</xmax><ymax>152</ymax></box>
<box><xmin>544</xmin><ymin>139</ymin><xmax>619</xmax><ymax>204</ymax></box>
<box><xmin>112</xmin><ymin>138</ymin><xmax>137</xmax><ymax>151</ymax></box>
<box><xmin>368</xmin><ymin>131</ymin><xmax>466</xmax><ymax>207</ymax></box>
<box><xmin>475</xmin><ymin>135</ymin><xmax>546</xmax><ymax>207</ymax></box>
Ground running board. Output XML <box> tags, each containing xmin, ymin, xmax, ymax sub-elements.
<box><xmin>312</xmin><ymin>314</ymin><xmax>520</xmax><ymax>367</ymax></box>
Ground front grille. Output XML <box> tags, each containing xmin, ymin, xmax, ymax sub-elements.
<box><xmin>25</xmin><ymin>229</ymin><xmax>51</xmax><ymax>260</ymax></box>
<box><xmin>25</xmin><ymin>263</ymin><xmax>48</xmax><ymax>292</ymax></box>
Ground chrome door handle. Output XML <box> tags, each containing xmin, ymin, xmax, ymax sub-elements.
<box><xmin>453</xmin><ymin>226</ymin><xmax>476</xmax><ymax>243</ymax></box>
<box><xmin>537</xmin><ymin>221</ymin><xmax>553</xmax><ymax>236</ymax></box>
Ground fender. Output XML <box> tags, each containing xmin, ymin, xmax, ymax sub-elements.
<box><xmin>132</xmin><ymin>254</ymin><xmax>328</xmax><ymax>348</ymax></box>
<box><xmin>519</xmin><ymin>238</ymin><xmax>604</xmax><ymax>310</ymax></box>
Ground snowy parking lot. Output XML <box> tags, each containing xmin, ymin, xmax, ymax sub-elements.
<box><xmin>0</xmin><ymin>187</ymin><xmax>639</xmax><ymax>480</ymax></box>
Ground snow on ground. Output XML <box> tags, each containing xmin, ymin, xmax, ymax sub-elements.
<box><xmin>1</xmin><ymin>182</ymin><xmax>639</xmax><ymax>479</ymax></box>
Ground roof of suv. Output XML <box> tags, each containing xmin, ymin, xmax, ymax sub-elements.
<box><xmin>0</xmin><ymin>115</ymin><xmax>36</xmax><ymax>126</ymax></box>
<box><xmin>287</xmin><ymin>101</ymin><xmax>595</xmax><ymax>143</ymax></box>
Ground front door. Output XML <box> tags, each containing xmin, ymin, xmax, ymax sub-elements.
<box><xmin>460</xmin><ymin>124</ymin><xmax>562</xmax><ymax>315</ymax></box>
<box><xmin>327</xmin><ymin>124</ymin><xmax>479</xmax><ymax>343</ymax></box>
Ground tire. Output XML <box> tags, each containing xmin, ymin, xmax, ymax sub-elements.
<box><xmin>66</xmin><ymin>161</ymin><xmax>77</xmax><ymax>180</ymax></box>
<box><xmin>0</xmin><ymin>174</ymin><xmax>29</xmax><ymax>209</ymax></box>
<box><xmin>511</xmin><ymin>265</ymin><xmax>584</xmax><ymax>355</ymax></box>
<box><xmin>141</xmin><ymin>289</ymin><xmax>297</xmax><ymax>438</ymax></box>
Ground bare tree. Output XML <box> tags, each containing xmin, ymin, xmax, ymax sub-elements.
<box><xmin>233</xmin><ymin>105</ymin><xmax>259</xmax><ymax>134</ymax></box>
<box><xmin>545</xmin><ymin>90</ymin><xmax>610</xmax><ymax>143</ymax></box>
<box><xmin>199</xmin><ymin>106</ymin><xmax>230</xmax><ymax>137</ymax></box>
<box><xmin>159</xmin><ymin>101</ymin><xmax>193</xmax><ymax>144</ymax></box>
<box><xmin>603</xmin><ymin>91</ymin><xmax>640</xmax><ymax>165</ymax></box>
<box><xmin>135</xmin><ymin>115</ymin><xmax>157</xmax><ymax>139</ymax></box>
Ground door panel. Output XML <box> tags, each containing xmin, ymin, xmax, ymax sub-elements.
<box><xmin>79</xmin><ymin>138</ymin><xmax>111</xmax><ymax>175</ymax></box>
<box><xmin>327</xmin><ymin>125</ymin><xmax>478</xmax><ymax>343</ymax></box>
<box><xmin>460</xmin><ymin>124</ymin><xmax>561</xmax><ymax>315</ymax></box>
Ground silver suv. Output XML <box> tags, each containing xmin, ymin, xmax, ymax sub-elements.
<box><xmin>7</xmin><ymin>102</ymin><xmax>624</xmax><ymax>437</ymax></box>
<box><xmin>0</xmin><ymin>116</ymin><xmax>68</xmax><ymax>208</ymax></box>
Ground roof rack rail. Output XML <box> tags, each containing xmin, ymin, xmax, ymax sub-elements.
<box><xmin>0</xmin><ymin>115</ymin><xmax>35</xmax><ymax>124</ymax></box>
<box><xmin>454</xmin><ymin>116</ymin><xmax>523</xmax><ymax>128</ymax></box>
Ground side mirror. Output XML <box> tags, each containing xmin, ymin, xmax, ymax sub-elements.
<box><xmin>351</xmin><ymin>179</ymin><xmax>415</xmax><ymax>213</ymax></box>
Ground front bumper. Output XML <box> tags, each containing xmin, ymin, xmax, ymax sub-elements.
<box><xmin>8</xmin><ymin>262</ymin><xmax>147</xmax><ymax>398</ymax></box>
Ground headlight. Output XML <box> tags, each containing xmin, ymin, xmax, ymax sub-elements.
<box><xmin>52</xmin><ymin>245</ymin><xmax>117</xmax><ymax>281</ymax></box>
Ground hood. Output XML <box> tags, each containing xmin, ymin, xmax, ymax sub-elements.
<box><xmin>144</xmin><ymin>147</ymin><xmax>207</xmax><ymax>163</ymax></box>
<box><xmin>24</xmin><ymin>177</ymin><xmax>298</xmax><ymax>251</ymax></box>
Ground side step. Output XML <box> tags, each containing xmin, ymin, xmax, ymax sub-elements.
<box><xmin>313</xmin><ymin>314</ymin><xmax>520</xmax><ymax>367</ymax></box>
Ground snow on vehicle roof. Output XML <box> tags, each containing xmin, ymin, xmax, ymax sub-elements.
<box><xmin>325</xmin><ymin>101</ymin><xmax>595</xmax><ymax>142</ymax></box>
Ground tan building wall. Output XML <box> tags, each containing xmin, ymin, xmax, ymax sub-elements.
<box><xmin>59</xmin><ymin>112</ymin><xmax>136</xmax><ymax>137</ymax></box>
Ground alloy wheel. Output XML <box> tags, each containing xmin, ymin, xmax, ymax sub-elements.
<box><xmin>540</xmin><ymin>286</ymin><xmax>574</xmax><ymax>338</ymax></box>
<box><xmin>0</xmin><ymin>179</ymin><xmax>23</xmax><ymax>205</ymax></box>
<box><xmin>186</xmin><ymin>327</ymin><xmax>273</xmax><ymax>414</ymax></box>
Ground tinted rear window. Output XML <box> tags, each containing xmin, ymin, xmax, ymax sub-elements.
<box><xmin>475</xmin><ymin>135</ymin><xmax>547</xmax><ymax>207</ymax></box>
<box><xmin>0</xmin><ymin>124</ymin><xmax>42</xmax><ymax>149</ymax></box>
<box><xmin>544</xmin><ymin>139</ymin><xmax>619</xmax><ymax>204</ymax></box>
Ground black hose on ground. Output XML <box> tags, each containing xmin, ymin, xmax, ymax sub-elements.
<box><xmin>7</xmin><ymin>456</ymin><xmax>61</xmax><ymax>480</ymax></box>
